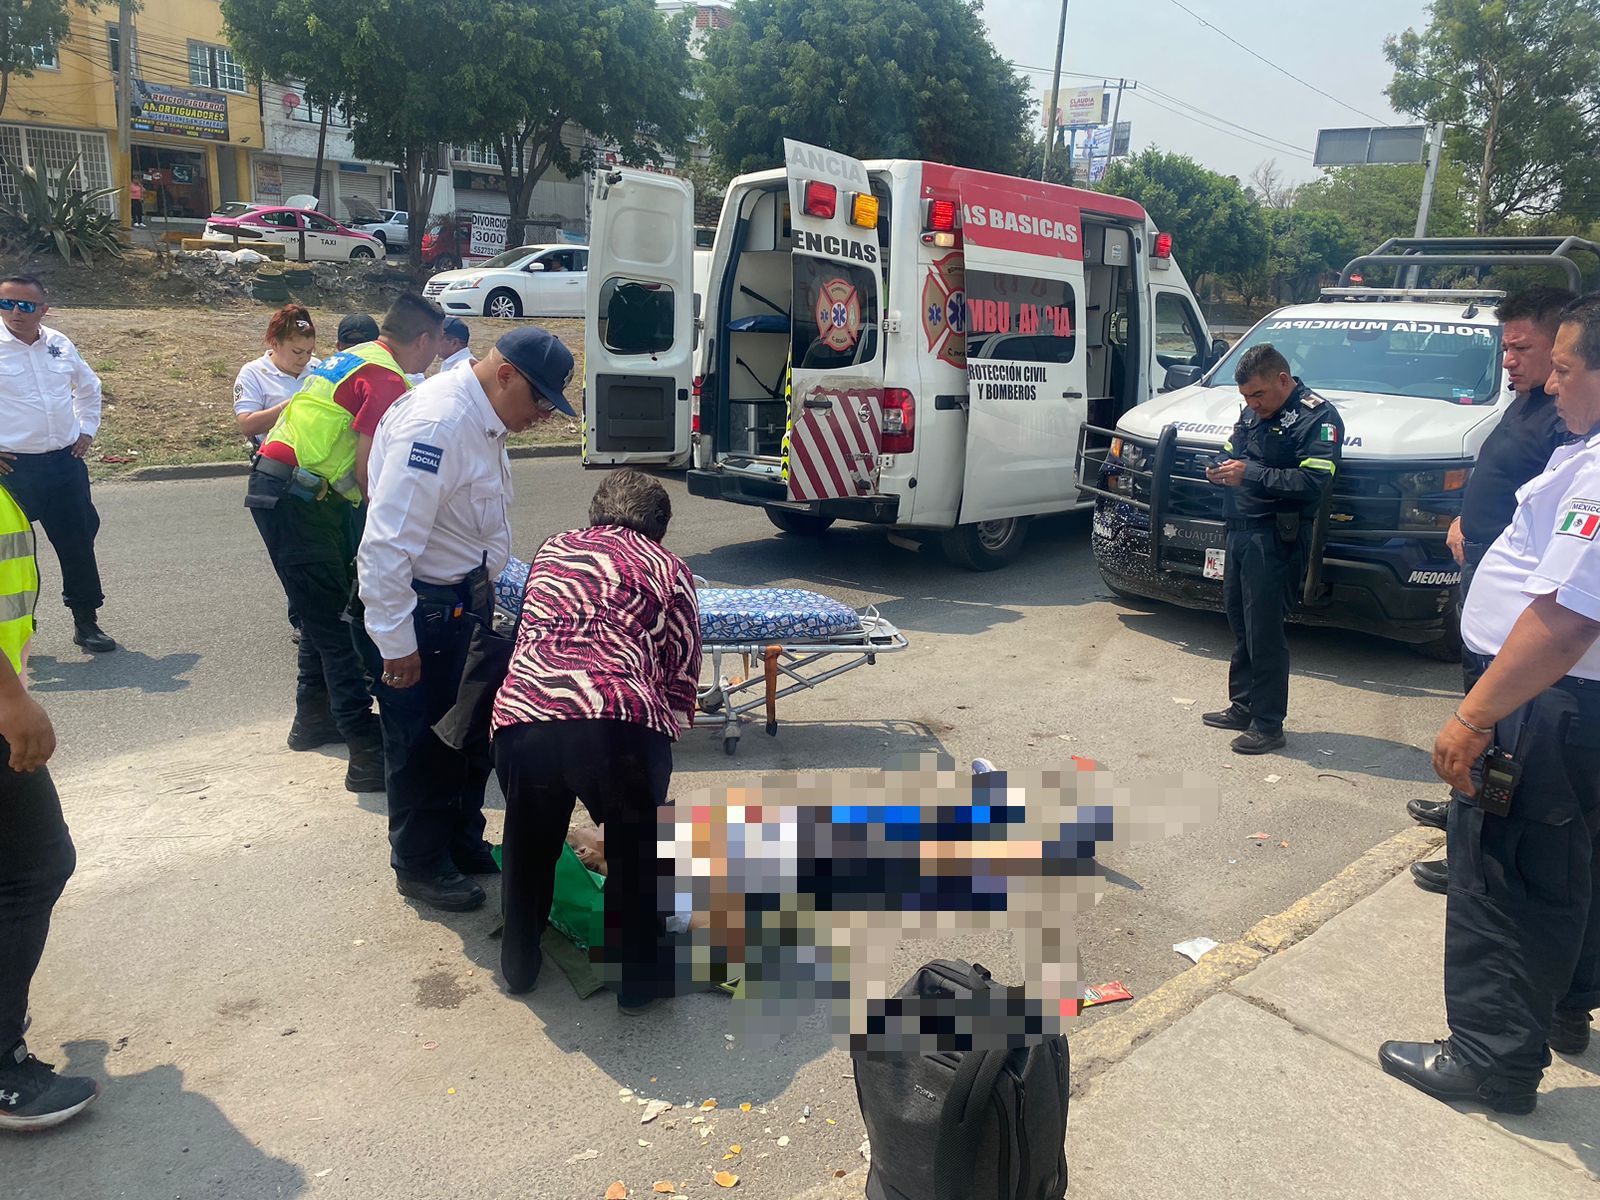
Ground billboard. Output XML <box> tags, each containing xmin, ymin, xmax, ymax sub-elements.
<box><xmin>1313</xmin><ymin>125</ymin><xmax>1426</xmax><ymax>167</ymax></box>
<box><xmin>1042</xmin><ymin>86</ymin><xmax>1106</xmax><ymax>129</ymax></box>
<box><xmin>129</xmin><ymin>80</ymin><xmax>229</xmax><ymax>142</ymax></box>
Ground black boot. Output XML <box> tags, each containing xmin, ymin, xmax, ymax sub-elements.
<box><xmin>287</xmin><ymin>693</ymin><xmax>341</xmax><ymax>752</ymax></box>
<box><xmin>344</xmin><ymin>722</ymin><xmax>386</xmax><ymax>794</ymax></box>
<box><xmin>1407</xmin><ymin>798</ymin><xmax>1450</xmax><ymax>830</ymax></box>
<box><xmin>1550</xmin><ymin>1008</ymin><xmax>1592</xmax><ymax>1055</ymax></box>
<box><xmin>71</xmin><ymin>610</ymin><xmax>116</xmax><ymax>653</ymax></box>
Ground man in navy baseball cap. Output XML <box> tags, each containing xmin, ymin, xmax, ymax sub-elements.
<box><xmin>494</xmin><ymin>327</ymin><xmax>576</xmax><ymax>417</ymax></box>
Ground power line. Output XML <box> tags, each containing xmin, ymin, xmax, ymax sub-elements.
<box><xmin>1137</xmin><ymin>82</ymin><xmax>1314</xmax><ymax>159</ymax></box>
<box><xmin>1157</xmin><ymin>0</ymin><xmax>1391</xmax><ymax>125</ymax></box>
<box><xmin>1130</xmin><ymin>90</ymin><xmax>1314</xmax><ymax>162</ymax></box>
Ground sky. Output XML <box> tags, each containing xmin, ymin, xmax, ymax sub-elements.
<box><xmin>980</xmin><ymin>0</ymin><xmax>1436</xmax><ymax>186</ymax></box>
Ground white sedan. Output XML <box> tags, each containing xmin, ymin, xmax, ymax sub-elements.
<box><xmin>423</xmin><ymin>243</ymin><xmax>589</xmax><ymax>319</ymax></box>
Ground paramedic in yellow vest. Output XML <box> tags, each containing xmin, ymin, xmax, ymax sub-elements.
<box><xmin>0</xmin><ymin>484</ymin><xmax>101</xmax><ymax>1130</ymax></box>
<box><xmin>244</xmin><ymin>293</ymin><xmax>444</xmax><ymax>793</ymax></box>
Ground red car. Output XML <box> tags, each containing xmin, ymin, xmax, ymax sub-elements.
<box><xmin>202</xmin><ymin>206</ymin><xmax>386</xmax><ymax>261</ymax></box>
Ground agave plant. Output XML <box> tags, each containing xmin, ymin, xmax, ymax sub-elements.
<box><xmin>0</xmin><ymin>153</ymin><xmax>124</xmax><ymax>265</ymax></box>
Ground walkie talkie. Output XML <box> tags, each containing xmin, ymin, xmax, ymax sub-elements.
<box><xmin>1477</xmin><ymin>749</ymin><xmax>1520</xmax><ymax>818</ymax></box>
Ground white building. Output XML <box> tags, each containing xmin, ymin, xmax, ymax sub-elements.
<box><xmin>656</xmin><ymin>0</ymin><xmax>733</xmax><ymax>55</ymax></box>
<box><xmin>251</xmin><ymin>81</ymin><xmax>409</xmax><ymax>219</ymax></box>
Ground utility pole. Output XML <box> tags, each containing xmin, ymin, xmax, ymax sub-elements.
<box><xmin>1406</xmin><ymin>119</ymin><xmax>1446</xmax><ymax>286</ymax></box>
<box><xmin>1094</xmin><ymin>77</ymin><xmax>1129</xmax><ymax>184</ymax></box>
<box><xmin>1041</xmin><ymin>0</ymin><xmax>1071</xmax><ymax>180</ymax></box>
<box><xmin>116</xmin><ymin>1</ymin><xmax>133</xmax><ymax>202</ymax></box>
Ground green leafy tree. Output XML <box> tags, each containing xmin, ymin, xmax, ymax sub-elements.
<box><xmin>1385</xmin><ymin>0</ymin><xmax>1600</xmax><ymax>232</ymax></box>
<box><xmin>1097</xmin><ymin>149</ymin><xmax>1268</xmax><ymax>291</ymax></box>
<box><xmin>1263</xmin><ymin>208</ymin><xmax>1359</xmax><ymax>303</ymax></box>
<box><xmin>468</xmin><ymin>0</ymin><xmax>694</xmax><ymax>245</ymax></box>
<box><xmin>1293</xmin><ymin>161</ymin><xmax>1470</xmax><ymax>253</ymax></box>
<box><xmin>699</xmin><ymin>0</ymin><xmax>1030</xmax><ymax>176</ymax></box>
<box><xmin>0</xmin><ymin>0</ymin><xmax>90</xmax><ymax>120</ymax></box>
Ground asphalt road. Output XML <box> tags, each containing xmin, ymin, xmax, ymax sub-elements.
<box><xmin>13</xmin><ymin>459</ymin><xmax>1461</xmax><ymax>1198</ymax></box>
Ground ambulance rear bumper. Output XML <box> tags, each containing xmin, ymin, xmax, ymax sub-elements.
<box><xmin>687</xmin><ymin>468</ymin><xmax>901</xmax><ymax>523</ymax></box>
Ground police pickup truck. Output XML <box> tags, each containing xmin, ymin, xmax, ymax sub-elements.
<box><xmin>1078</xmin><ymin>236</ymin><xmax>1600</xmax><ymax>658</ymax></box>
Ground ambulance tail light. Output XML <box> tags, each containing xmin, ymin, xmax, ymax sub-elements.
<box><xmin>882</xmin><ymin>389</ymin><xmax>915</xmax><ymax>453</ymax></box>
<box><xmin>803</xmin><ymin>181</ymin><xmax>837</xmax><ymax>220</ymax></box>
<box><xmin>927</xmin><ymin>199</ymin><xmax>957</xmax><ymax>232</ymax></box>
<box><xmin>1152</xmin><ymin>232</ymin><xmax>1173</xmax><ymax>259</ymax></box>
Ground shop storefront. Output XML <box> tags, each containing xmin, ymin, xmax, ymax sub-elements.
<box><xmin>127</xmin><ymin>78</ymin><xmax>243</xmax><ymax>218</ymax></box>
<box><xmin>131</xmin><ymin>144</ymin><xmax>210</xmax><ymax>218</ymax></box>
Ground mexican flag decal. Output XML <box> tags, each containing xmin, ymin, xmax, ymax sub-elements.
<box><xmin>1320</xmin><ymin>423</ymin><xmax>1338</xmax><ymax>442</ymax></box>
<box><xmin>1557</xmin><ymin>500</ymin><xmax>1600</xmax><ymax>540</ymax></box>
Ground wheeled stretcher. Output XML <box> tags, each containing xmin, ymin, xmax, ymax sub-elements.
<box><xmin>494</xmin><ymin>559</ymin><xmax>909</xmax><ymax>756</ymax></box>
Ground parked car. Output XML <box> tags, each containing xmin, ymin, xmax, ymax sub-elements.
<box><xmin>423</xmin><ymin>243</ymin><xmax>589</xmax><ymax>319</ymax></box>
<box><xmin>210</xmin><ymin>201</ymin><xmax>263</xmax><ymax>220</ymax></box>
<box><xmin>202</xmin><ymin>206</ymin><xmax>386</xmax><ymax>262</ymax></box>
<box><xmin>421</xmin><ymin>213</ymin><xmax>474</xmax><ymax>273</ymax></box>
<box><xmin>344</xmin><ymin>197</ymin><xmax>410</xmax><ymax>250</ymax></box>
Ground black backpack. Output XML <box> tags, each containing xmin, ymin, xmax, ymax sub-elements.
<box><xmin>853</xmin><ymin>960</ymin><xmax>1070</xmax><ymax>1200</ymax></box>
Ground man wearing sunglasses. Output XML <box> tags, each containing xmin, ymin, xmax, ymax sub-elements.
<box><xmin>0</xmin><ymin>276</ymin><xmax>116</xmax><ymax>654</ymax></box>
<box><xmin>355</xmin><ymin>327</ymin><xmax>574</xmax><ymax>912</ymax></box>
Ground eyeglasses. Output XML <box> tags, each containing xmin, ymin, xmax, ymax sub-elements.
<box><xmin>509</xmin><ymin>364</ymin><xmax>558</xmax><ymax>412</ymax></box>
<box><xmin>0</xmin><ymin>299</ymin><xmax>39</xmax><ymax>313</ymax></box>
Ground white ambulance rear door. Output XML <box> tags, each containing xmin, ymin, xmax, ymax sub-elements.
<box><xmin>583</xmin><ymin>168</ymin><xmax>695</xmax><ymax>468</ymax></box>
<box><xmin>781</xmin><ymin>139</ymin><xmax>886</xmax><ymax>504</ymax></box>
<box><xmin>957</xmin><ymin>178</ymin><xmax>1090</xmax><ymax>523</ymax></box>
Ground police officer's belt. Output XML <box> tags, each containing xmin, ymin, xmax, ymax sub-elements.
<box><xmin>250</xmin><ymin>455</ymin><xmax>296</xmax><ymax>483</ymax></box>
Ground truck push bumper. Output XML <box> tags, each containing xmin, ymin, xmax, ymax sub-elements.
<box><xmin>687</xmin><ymin>469</ymin><xmax>900</xmax><ymax>523</ymax></box>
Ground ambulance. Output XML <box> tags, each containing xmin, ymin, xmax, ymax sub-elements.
<box><xmin>1077</xmin><ymin>236</ymin><xmax>1600</xmax><ymax>658</ymax></box>
<box><xmin>582</xmin><ymin>140</ymin><xmax>1221</xmax><ymax>569</ymax></box>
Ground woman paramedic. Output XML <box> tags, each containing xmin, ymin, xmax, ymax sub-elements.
<box><xmin>234</xmin><ymin>305</ymin><xmax>318</xmax><ymax>450</ymax></box>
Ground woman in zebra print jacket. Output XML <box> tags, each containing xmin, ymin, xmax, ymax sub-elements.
<box><xmin>490</xmin><ymin>470</ymin><xmax>701</xmax><ymax>1013</ymax></box>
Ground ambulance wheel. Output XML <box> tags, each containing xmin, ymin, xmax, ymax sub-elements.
<box><xmin>350</xmin><ymin>246</ymin><xmax>375</xmax><ymax>260</ymax></box>
<box><xmin>766</xmin><ymin>509</ymin><xmax>834</xmax><ymax>537</ymax></box>
<box><xmin>1413</xmin><ymin>606</ymin><xmax>1462</xmax><ymax>662</ymax></box>
<box><xmin>941</xmin><ymin>517</ymin><xmax>1029</xmax><ymax>571</ymax></box>
<box><xmin>486</xmin><ymin>289</ymin><xmax>523</xmax><ymax>320</ymax></box>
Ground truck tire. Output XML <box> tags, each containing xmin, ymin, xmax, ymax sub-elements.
<box><xmin>766</xmin><ymin>508</ymin><xmax>835</xmax><ymax>537</ymax></box>
<box><xmin>941</xmin><ymin>517</ymin><xmax>1029</xmax><ymax>571</ymax></box>
<box><xmin>1413</xmin><ymin>605</ymin><xmax>1463</xmax><ymax>662</ymax></box>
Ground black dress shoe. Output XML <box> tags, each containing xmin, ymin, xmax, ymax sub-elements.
<box><xmin>395</xmin><ymin>872</ymin><xmax>486</xmax><ymax>912</ymax></box>
<box><xmin>1202</xmin><ymin>704</ymin><xmax>1252</xmax><ymax>730</ymax></box>
<box><xmin>1411</xmin><ymin>859</ymin><xmax>1449</xmax><ymax>894</ymax></box>
<box><xmin>1407</xmin><ymin>798</ymin><xmax>1450</xmax><ymax>830</ymax></box>
<box><xmin>452</xmin><ymin>844</ymin><xmax>501</xmax><ymax>875</ymax></box>
<box><xmin>71</xmin><ymin>618</ymin><xmax>116</xmax><ymax>653</ymax></box>
<box><xmin>1378</xmin><ymin>1038</ymin><xmax>1536</xmax><ymax>1114</ymax></box>
<box><xmin>1550</xmin><ymin>1008</ymin><xmax>1592</xmax><ymax>1055</ymax></box>
<box><xmin>1231</xmin><ymin>728</ymin><xmax>1286</xmax><ymax>755</ymax></box>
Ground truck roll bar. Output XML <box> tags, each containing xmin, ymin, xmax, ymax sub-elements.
<box><xmin>1337</xmin><ymin>236</ymin><xmax>1600</xmax><ymax>292</ymax></box>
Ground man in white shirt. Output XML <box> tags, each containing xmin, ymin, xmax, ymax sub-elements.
<box><xmin>438</xmin><ymin>318</ymin><xmax>476</xmax><ymax>373</ymax></box>
<box><xmin>356</xmin><ymin>326</ymin><xmax>573</xmax><ymax>912</ymax></box>
<box><xmin>0</xmin><ymin>276</ymin><xmax>114</xmax><ymax>653</ymax></box>
<box><xmin>1381</xmin><ymin>293</ymin><xmax>1600</xmax><ymax>1115</ymax></box>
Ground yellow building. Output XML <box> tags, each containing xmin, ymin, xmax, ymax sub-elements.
<box><xmin>0</xmin><ymin>0</ymin><xmax>262</xmax><ymax>227</ymax></box>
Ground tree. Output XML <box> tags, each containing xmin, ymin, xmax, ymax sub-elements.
<box><xmin>1385</xmin><ymin>0</ymin><xmax>1600</xmax><ymax>232</ymax></box>
<box><xmin>467</xmin><ymin>0</ymin><xmax>694</xmax><ymax>245</ymax></box>
<box><xmin>699</xmin><ymin>0</ymin><xmax>1030</xmax><ymax>176</ymax></box>
<box><xmin>1262</xmin><ymin>208</ymin><xmax>1359</xmax><ymax>303</ymax></box>
<box><xmin>1247</xmin><ymin>159</ymin><xmax>1298</xmax><ymax>209</ymax></box>
<box><xmin>0</xmin><ymin>0</ymin><xmax>80</xmax><ymax>120</ymax></box>
<box><xmin>1097</xmin><ymin>149</ymin><xmax>1268</xmax><ymax>290</ymax></box>
<box><xmin>1293</xmin><ymin>161</ymin><xmax>1470</xmax><ymax>253</ymax></box>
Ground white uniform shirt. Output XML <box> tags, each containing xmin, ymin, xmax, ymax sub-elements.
<box><xmin>1462</xmin><ymin>427</ymin><xmax>1600</xmax><ymax>680</ymax></box>
<box><xmin>440</xmin><ymin>347</ymin><xmax>476</xmax><ymax>373</ymax></box>
<box><xmin>357</xmin><ymin>365</ymin><xmax>513</xmax><ymax>659</ymax></box>
<box><xmin>0</xmin><ymin>323</ymin><xmax>103</xmax><ymax>454</ymax></box>
<box><xmin>233</xmin><ymin>352</ymin><xmax>315</xmax><ymax>447</ymax></box>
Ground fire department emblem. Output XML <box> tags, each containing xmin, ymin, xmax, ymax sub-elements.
<box><xmin>922</xmin><ymin>252</ymin><xmax>966</xmax><ymax>369</ymax></box>
<box><xmin>814</xmin><ymin>277</ymin><xmax>861</xmax><ymax>353</ymax></box>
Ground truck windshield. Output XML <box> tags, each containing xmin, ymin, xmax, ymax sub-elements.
<box><xmin>1207</xmin><ymin>315</ymin><xmax>1504</xmax><ymax>405</ymax></box>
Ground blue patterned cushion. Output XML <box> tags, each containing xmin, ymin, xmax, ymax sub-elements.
<box><xmin>698</xmin><ymin>587</ymin><xmax>861</xmax><ymax>641</ymax></box>
<box><xmin>495</xmin><ymin>556</ymin><xmax>532</xmax><ymax>614</ymax></box>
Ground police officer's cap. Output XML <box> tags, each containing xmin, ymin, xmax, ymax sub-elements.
<box><xmin>442</xmin><ymin>317</ymin><xmax>471</xmax><ymax>344</ymax></box>
<box><xmin>337</xmin><ymin>313</ymin><xmax>379</xmax><ymax>347</ymax></box>
<box><xmin>496</xmin><ymin>326</ymin><xmax>576</xmax><ymax>416</ymax></box>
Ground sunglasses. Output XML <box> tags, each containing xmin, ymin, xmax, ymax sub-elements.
<box><xmin>509</xmin><ymin>365</ymin><xmax>559</xmax><ymax>412</ymax></box>
<box><xmin>0</xmin><ymin>299</ymin><xmax>40</xmax><ymax>313</ymax></box>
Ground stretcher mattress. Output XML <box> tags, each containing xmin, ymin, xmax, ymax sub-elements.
<box><xmin>495</xmin><ymin>558</ymin><xmax>863</xmax><ymax>643</ymax></box>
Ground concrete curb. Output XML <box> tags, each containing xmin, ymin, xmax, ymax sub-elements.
<box><xmin>114</xmin><ymin>442</ymin><xmax>582</xmax><ymax>482</ymax></box>
<box><xmin>1067</xmin><ymin>823</ymin><xmax>1444</xmax><ymax>1088</ymax></box>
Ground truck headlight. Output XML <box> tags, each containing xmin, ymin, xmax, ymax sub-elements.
<box><xmin>1398</xmin><ymin>467</ymin><xmax>1471</xmax><ymax>530</ymax></box>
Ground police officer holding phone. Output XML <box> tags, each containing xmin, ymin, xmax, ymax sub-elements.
<box><xmin>1380</xmin><ymin>293</ymin><xmax>1600</xmax><ymax>1115</ymax></box>
<box><xmin>1201</xmin><ymin>344</ymin><xmax>1343</xmax><ymax>754</ymax></box>
<box><xmin>356</xmin><ymin>327</ymin><xmax>575</xmax><ymax>912</ymax></box>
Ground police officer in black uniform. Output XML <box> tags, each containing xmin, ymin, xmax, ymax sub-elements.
<box><xmin>1201</xmin><ymin>344</ymin><xmax>1343</xmax><ymax>754</ymax></box>
<box><xmin>1408</xmin><ymin>286</ymin><xmax>1576</xmax><ymax>894</ymax></box>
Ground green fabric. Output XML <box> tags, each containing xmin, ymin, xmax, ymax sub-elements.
<box><xmin>490</xmin><ymin>841</ymin><xmax>606</xmax><ymax>950</ymax></box>
<box><xmin>541</xmin><ymin>926</ymin><xmax>605</xmax><ymax>999</ymax></box>
<box><xmin>266</xmin><ymin>340</ymin><xmax>408</xmax><ymax>501</ymax></box>
<box><xmin>0</xmin><ymin>486</ymin><xmax>36</xmax><ymax>675</ymax></box>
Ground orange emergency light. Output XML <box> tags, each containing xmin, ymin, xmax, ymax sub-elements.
<box><xmin>849</xmin><ymin>192</ymin><xmax>879</xmax><ymax>228</ymax></box>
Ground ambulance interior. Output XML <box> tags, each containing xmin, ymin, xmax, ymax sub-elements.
<box><xmin>1079</xmin><ymin>221</ymin><xmax>1142</xmax><ymax>434</ymax></box>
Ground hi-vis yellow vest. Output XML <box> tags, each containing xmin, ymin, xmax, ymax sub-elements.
<box><xmin>0</xmin><ymin>485</ymin><xmax>38</xmax><ymax>676</ymax></box>
<box><xmin>266</xmin><ymin>340</ymin><xmax>409</xmax><ymax>502</ymax></box>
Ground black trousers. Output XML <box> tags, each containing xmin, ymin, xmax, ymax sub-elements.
<box><xmin>2</xmin><ymin>448</ymin><xmax>104</xmax><ymax>614</ymax></box>
<box><xmin>0</xmin><ymin>741</ymin><xmax>76</xmax><ymax>1054</ymax></box>
<box><xmin>355</xmin><ymin>587</ymin><xmax>491</xmax><ymax>877</ymax></box>
<box><xmin>245</xmin><ymin>471</ymin><xmax>372</xmax><ymax>736</ymax></box>
<box><xmin>1222</xmin><ymin>525</ymin><xmax>1304</xmax><ymax>736</ymax></box>
<box><xmin>1445</xmin><ymin>674</ymin><xmax>1600</xmax><ymax>1091</ymax></box>
<box><xmin>493</xmin><ymin>720</ymin><xmax>673</xmax><ymax>1005</ymax></box>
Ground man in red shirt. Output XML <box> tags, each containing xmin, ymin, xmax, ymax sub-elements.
<box><xmin>245</xmin><ymin>294</ymin><xmax>444</xmax><ymax>791</ymax></box>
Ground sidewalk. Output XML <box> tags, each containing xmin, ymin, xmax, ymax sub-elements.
<box><xmin>1068</xmin><ymin>857</ymin><xmax>1600</xmax><ymax>1197</ymax></box>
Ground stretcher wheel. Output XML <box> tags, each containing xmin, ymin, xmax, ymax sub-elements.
<box><xmin>723</xmin><ymin>734</ymin><xmax>740</xmax><ymax>756</ymax></box>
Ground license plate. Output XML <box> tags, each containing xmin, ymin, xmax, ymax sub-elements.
<box><xmin>1203</xmin><ymin>548</ymin><xmax>1226</xmax><ymax>580</ymax></box>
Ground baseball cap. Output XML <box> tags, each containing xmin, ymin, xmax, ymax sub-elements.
<box><xmin>496</xmin><ymin>326</ymin><xmax>576</xmax><ymax>416</ymax></box>
<box><xmin>337</xmin><ymin>313</ymin><xmax>379</xmax><ymax>347</ymax></box>
<box><xmin>442</xmin><ymin>317</ymin><xmax>470</xmax><ymax>344</ymax></box>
